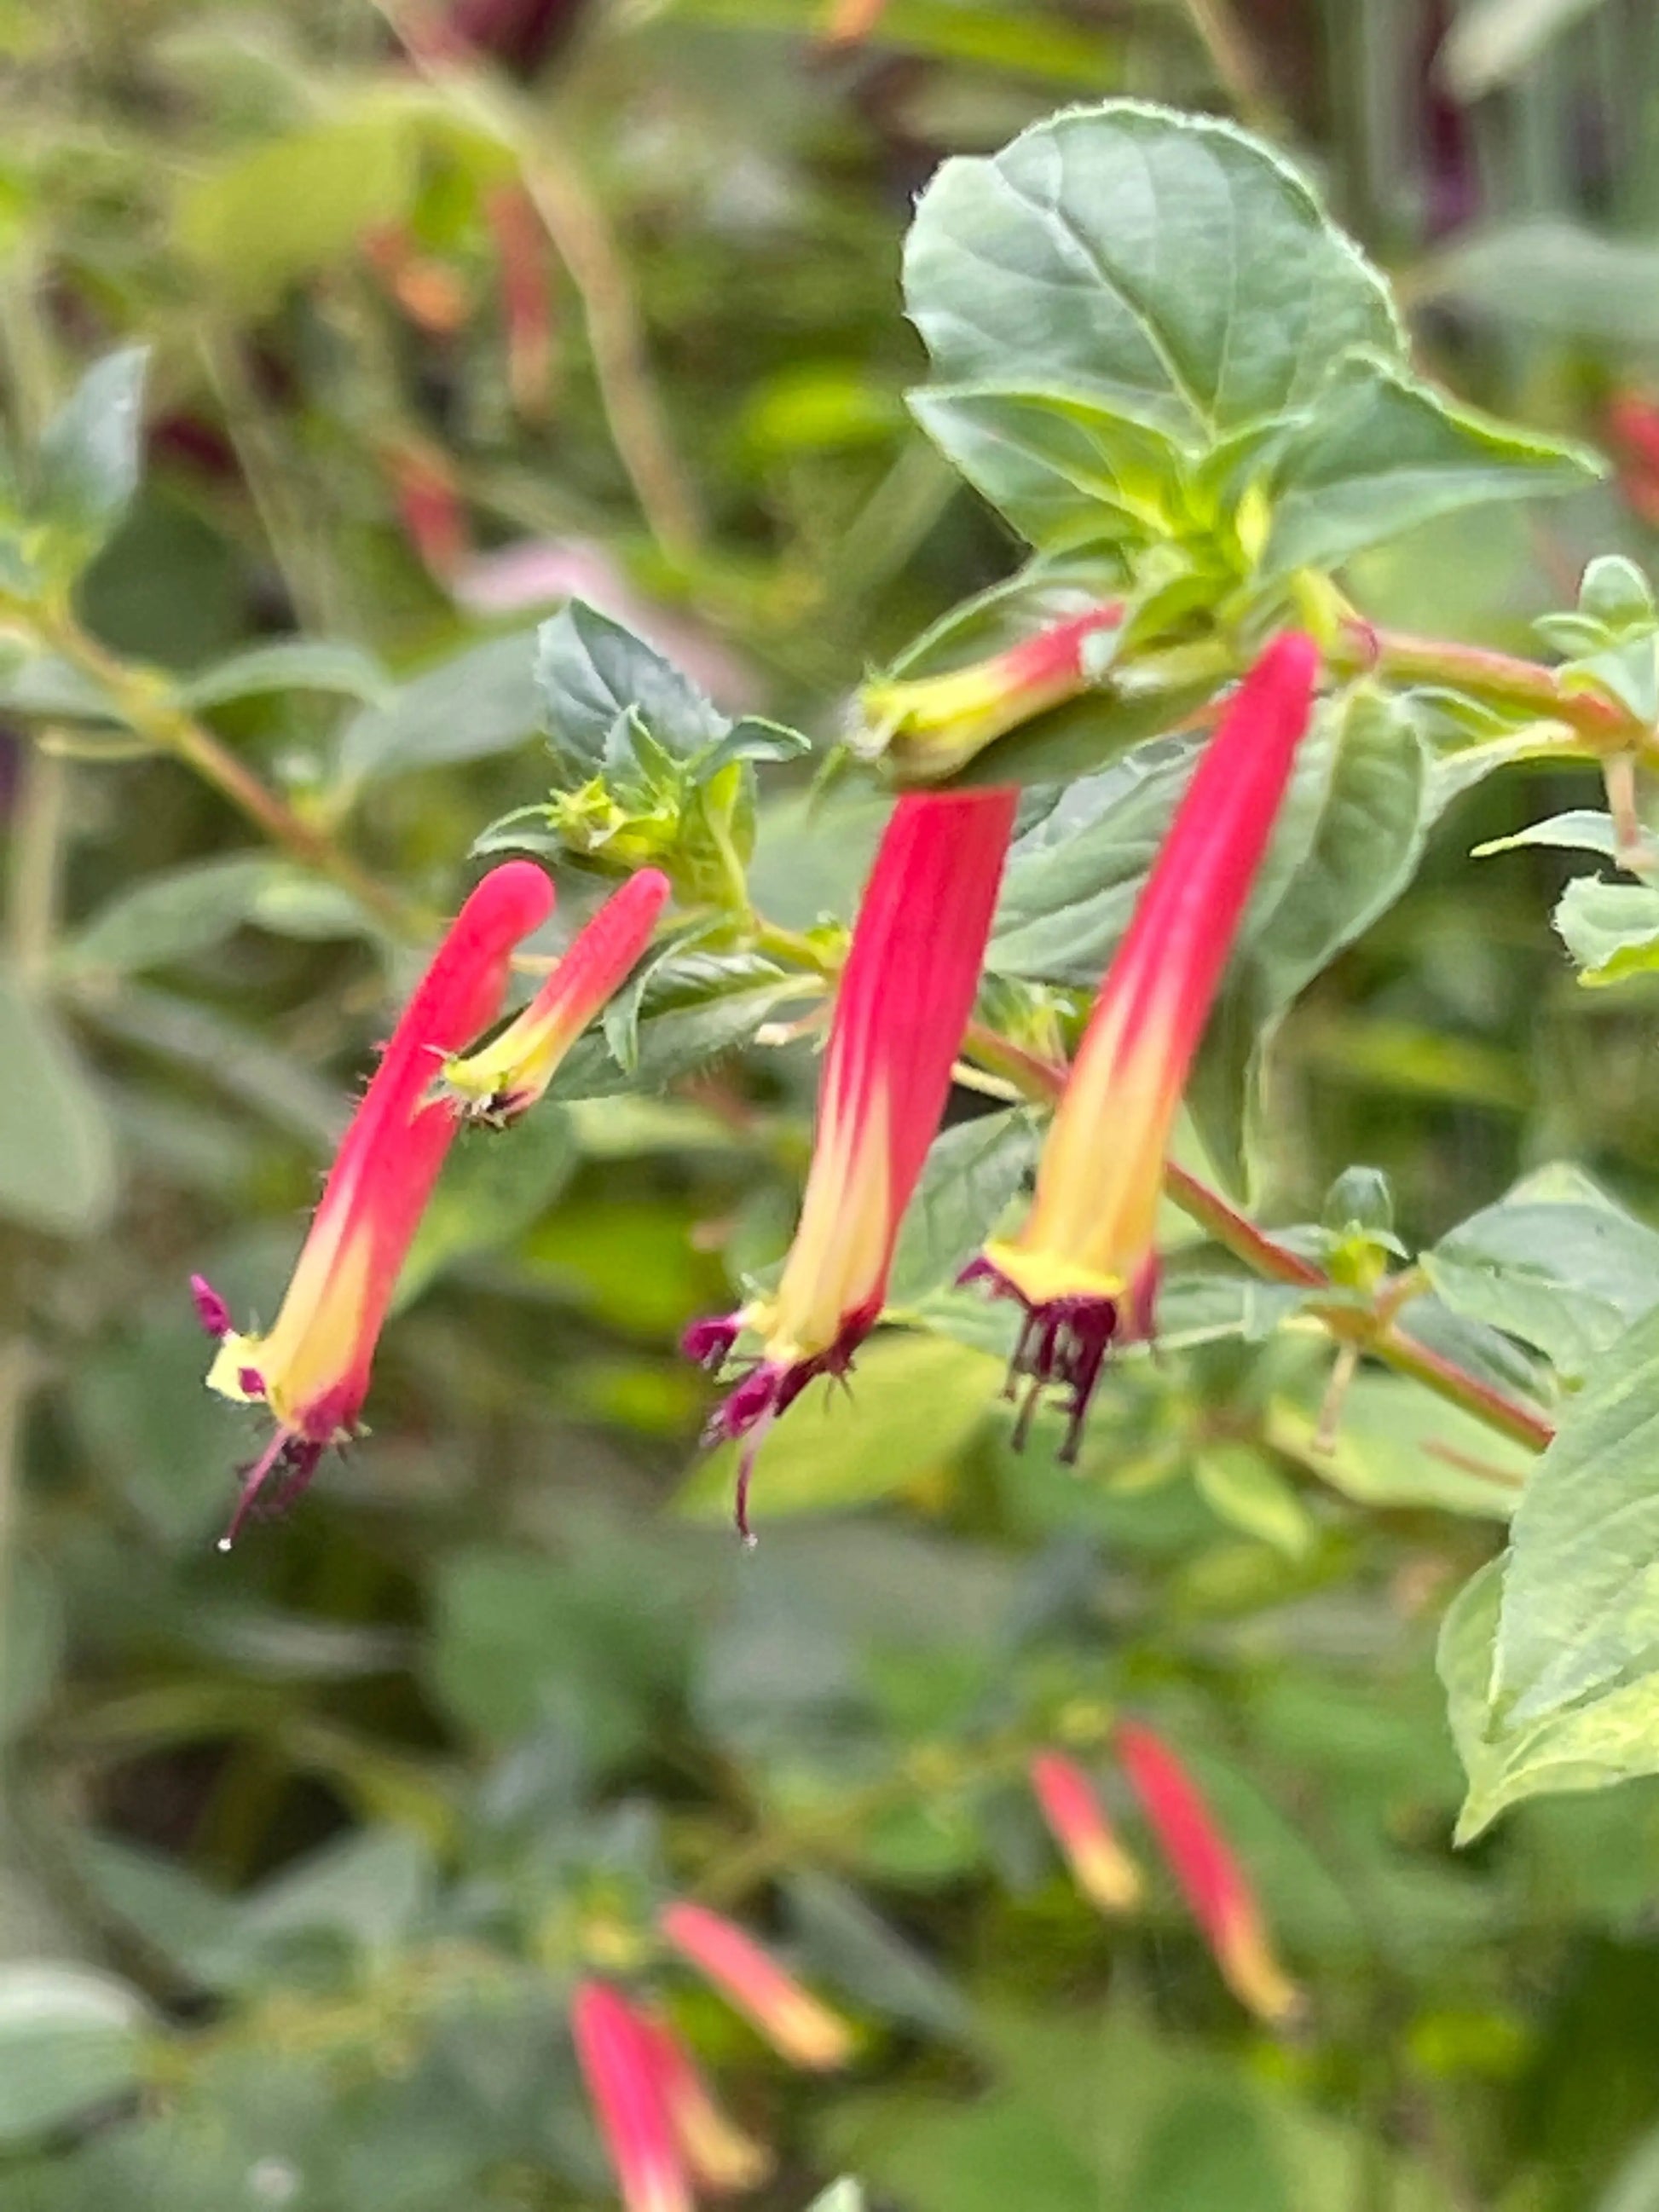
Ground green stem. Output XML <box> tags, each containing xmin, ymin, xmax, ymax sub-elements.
<box><xmin>32</xmin><ymin>605</ymin><xmax>425</xmax><ymax>939</ymax></box>
<box><xmin>1336</xmin><ymin>620</ymin><xmax>1644</xmax><ymax>754</ymax></box>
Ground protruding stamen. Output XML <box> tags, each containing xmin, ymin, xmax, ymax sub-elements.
<box><xmin>191</xmin><ymin>1274</ymin><xmax>233</xmax><ymax>1337</ymax></box>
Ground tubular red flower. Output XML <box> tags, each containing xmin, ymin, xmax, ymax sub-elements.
<box><xmin>682</xmin><ymin>788</ymin><xmax>1016</xmax><ymax>1539</ymax></box>
<box><xmin>632</xmin><ymin>2012</ymin><xmax>773</xmax><ymax>2194</ymax></box>
<box><xmin>572</xmin><ymin>1983</ymin><xmax>695</xmax><ymax>2212</ymax></box>
<box><xmin>1030</xmin><ymin>1750</ymin><xmax>1142</xmax><ymax>1914</ymax></box>
<box><xmin>194</xmin><ymin>861</ymin><xmax>555</xmax><ymax>1547</ymax></box>
<box><xmin>963</xmin><ymin>632</ymin><xmax>1320</xmax><ymax>1453</ymax></box>
<box><xmin>441</xmin><ymin>868</ymin><xmax>671</xmax><ymax>1123</ymax></box>
<box><xmin>1116</xmin><ymin>1722</ymin><xmax>1303</xmax><ymax>2029</ymax></box>
<box><xmin>856</xmin><ymin>604</ymin><xmax>1123</xmax><ymax>778</ymax></box>
<box><xmin>658</xmin><ymin>1903</ymin><xmax>853</xmax><ymax>2072</ymax></box>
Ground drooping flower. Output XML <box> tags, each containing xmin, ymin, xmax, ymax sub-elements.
<box><xmin>856</xmin><ymin>604</ymin><xmax>1123</xmax><ymax>779</ymax></box>
<box><xmin>658</xmin><ymin>1903</ymin><xmax>854</xmax><ymax>2071</ymax></box>
<box><xmin>572</xmin><ymin>1982</ymin><xmax>694</xmax><ymax>2212</ymax></box>
<box><xmin>962</xmin><ymin>632</ymin><xmax>1320</xmax><ymax>1453</ymax></box>
<box><xmin>441</xmin><ymin>867</ymin><xmax>671</xmax><ymax>1124</ymax></box>
<box><xmin>193</xmin><ymin>860</ymin><xmax>555</xmax><ymax>1548</ymax></box>
<box><xmin>682</xmin><ymin>788</ymin><xmax>1017</xmax><ymax>1538</ymax></box>
<box><xmin>1030</xmin><ymin>1750</ymin><xmax>1142</xmax><ymax>1914</ymax></box>
<box><xmin>633</xmin><ymin>2010</ymin><xmax>773</xmax><ymax>2194</ymax></box>
<box><xmin>1116</xmin><ymin>1721</ymin><xmax>1303</xmax><ymax>2028</ymax></box>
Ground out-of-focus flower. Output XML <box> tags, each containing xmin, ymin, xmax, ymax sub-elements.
<box><xmin>633</xmin><ymin>2011</ymin><xmax>773</xmax><ymax>2193</ymax></box>
<box><xmin>854</xmin><ymin>605</ymin><xmax>1123</xmax><ymax>779</ymax></box>
<box><xmin>362</xmin><ymin>223</ymin><xmax>473</xmax><ymax>335</ymax></box>
<box><xmin>963</xmin><ymin>632</ymin><xmax>1319</xmax><ymax>1454</ymax></box>
<box><xmin>487</xmin><ymin>182</ymin><xmax>557</xmax><ymax>419</ymax></box>
<box><xmin>384</xmin><ymin>436</ymin><xmax>471</xmax><ymax>586</ymax></box>
<box><xmin>442</xmin><ymin>868</ymin><xmax>671</xmax><ymax>1123</ymax></box>
<box><xmin>1116</xmin><ymin>1721</ymin><xmax>1303</xmax><ymax>2028</ymax></box>
<box><xmin>1605</xmin><ymin>390</ymin><xmax>1659</xmax><ymax>529</ymax></box>
<box><xmin>1030</xmin><ymin>1750</ymin><xmax>1142</xmax><ymax>1914</ymax></box>
<box><xmin>572</xmin><ymin>1983</ymin><xmax>694</xmax><ymax>2212</ymax></box>
<box><xmin>683</xmin><ymin>788</ymin><xmax>1016</xmax><ymax>1538</ymax></box>
<box><xmin>658</xmin><ymin>1903</ymin><xmax>854</xmax><ymax>2071</ymax></box>
<box><xmin>194</xmin><ymin>861</ymin><xmax>554</xmax><ymax>1547</ymax></box>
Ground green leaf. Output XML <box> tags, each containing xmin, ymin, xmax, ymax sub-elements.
<box><xmin>695</xmin><ymin>716</ymin><xmax>812</xmax><ymax>780</ymax></box>
<box><xmin>180</xmin><ymin>638</ymin><xmax>392</xmax><ymax>713</ymax></box>
<box><xmin>1473</xmin><ymin>810</ymin><xmax>1622</xmax><ymax>861</ymax></box>
<box><xmin>173</xmin><ymin>109</ymin><xmax>418</xmax><ymax>309</ymax></box>
<box><xmin>677</xmin><ymin>1332</ymin><xmax>1001</xmax><ymax>1522</ymax></box>
<box><xmin>1188</xmin><ymin>688</ymin><xmax>1430</xmax><ymax>1188</ymax></box>
<box><xmin>786</xmin><ymin>1871</ymin><xmax>971</xmax><ymax>2037</ymax></box>
<box><xmin>0</xmin><ymin>1965</ymin><xmax>147</xmax><ymax>2143</ymax></box>
<box><xmin>35</xmin><ymin>348</ymin><xmax>148</xmax><ymax>573</ymax></box>
<box><xmin>336</xmin><ymin>629</ymin><xmax>542</xmax><ymax>787</ymax></box>
<box><xmin>1484</xmin><ymin>1304</ymin><xmax>1659</xmax><ymax>1780</ymax></box>
<box><xmin>1268</xmin><ymin>1374</ymin><xmax>1529</xmax><ymax>1519</ymax></box>
<box><xmin>535</xmin><ymin>599</ymin><xmax>725</xmax><ymax>777</ymax></box>
<box><xmin>1259</xmin><ymin>354</ymin><xmax>1597</xmax><ymax>579</ymax></box>
<box><xmin>1193</xmin><ymin>1445</ymin><xmax>1314</xmax><ymax>1558</ymax></box>
<box><xmin>0</xmin><ymin>967</ymin><xmax>116</xmax><ymax>1235</ymax></box>
<box><xmin>1554</xmin><ymin>877</ymin><xmax>1659</xmax><ymax>985</ymax></box>
<box><xmin>989</xmin><ymin>735</ymin><xmax>1198</xmax><ymax>981</ymax></box>
<box><xmin>0</xmin><ymin>1561</ymin><xmax>64</xmax><ymax>1742</ymax></box>
<box><xmin>1439</xmin><ymin>0</ymin><xmax>1616</xmax><ymax>97</ymax></box>
<box><xmin>1423</xmin><ymin>1164</ymin><xmax>1659</xmax><ymax>1383</ymax></box>
<box><xmin>396</xmin><ymin>1107</ymin><xmax>578</xmax><ymax>1307</ymax></box>
<box><xmin>885</xmin><ymin>1109</ymin><xmax>1040</xmax><ymax>1308</ymax></box>
<box><xmin>996</xmin><ymin>764</ymin><xmax>1166</xmax><ymax>950</ymax></box>
<box><xmin>549</xmin><ymin>956</ymin><xmax>812</xmax><ymax>1100</ymax></box>
<box><xmin>63</xmin><ymin>854</ymin><xmax>274</xmax><ymax>975</ymax></box>
<box><xmin>804</xmin><ymin>2186</ymin><xmax>866</xmax><ymax>2212</ymax></box>
<box><xmin>1422</xmin><ymin>220</ymin><xmax>1659</xmax><ymax>347</ymax></box>
<box><xmin>905</xmin><ymin>101</ymin><xmax>1398</xmax><ymax>448</ymax></box>
<box><xmin>0</xmin><ymin>650</ymin><xmax>122</xmax><ymax>724</ymax></box>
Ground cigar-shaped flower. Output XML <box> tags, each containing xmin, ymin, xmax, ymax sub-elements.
<box><xmin>659</xmin><ymin>1903</ymin><xmax>854</xmax><ymax>2072</ymax></box>
<box><xmin>442</xmin><ymin>867</ymin><xmax>671</xmax><ymax>1124</ymax></box>
<box><xmin>963</xmin><ymin>633</ymin><xmax>1319</xmax><ymax>1453</ymax></box>
<box><xmin>633</xmin><ymin>2012</ymin><xmax>772</xmax><ymax>2194</ymax></box>
<box><xmin>683</xmin><ymin>788</ymin><xmax>1017</xmax><ymax>1537</ymax></box>
<box><xmin>858</xmin><ymin>604</ymin><xmax>1122</xmax><ymax>778</ymax></box>
<box><xmin>572</xmin><ymin>1983</ymin><xmax>693</xmax><ymax>2212</ymax></box>
<box><xmin>1030</xmin><ymin>1750</ymin><xmax>1142</xmax><ymax>1914</ymax></box>
<box><xmin>194</xmin><ymin>861</ymin><xmax>554</xmax><ymax>1547</ymax></box>
<box><xmin>1116</xmin><ymin>1722</ymin><xmax>1303</xmax><ymax>2028</ymax></box>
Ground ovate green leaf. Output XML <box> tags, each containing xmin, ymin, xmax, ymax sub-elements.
<box><xmin>535</xmin><ymin>599</ymin><xmax>725</xmax><ymax>776</ymax></box>
<box><xmin>1554</xmin><ymin>877</ymin><xmax>1659</xmax><ymax>986</ymax></box>
<box><xmin>0</xmin><ymin>967</ymin><xmax>116</xmax><ymax>1234</ymax></box>
<box><xmin>336</xmin><ymin>629</ymin><xmax>542</xmax><ymax>787</ymax></box>
<box><xmin>0</xmin><ymin>1965</ymin><xmax>147</xmax><ymax>2142</ymax></box>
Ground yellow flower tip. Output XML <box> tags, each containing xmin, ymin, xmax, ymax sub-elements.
<box><xmin>205</xmin><ymin>1332</ymin><xmax>268</xmax><ymax>1406</ymax></box>
<box><xmin>1223</xmin><ymin>1934</ymin><xmax>1307</xmax><ymax>2033</ymax></box>
<box><xmin>976</xmin><ymin>1239</ymin><xmax>1128</xmax><ymax>1314</ymax></box>
<box><xmin>1074</xmin><ymin>1836</ymin><xmax>1145</xmax><ymax>1916</ymax></box>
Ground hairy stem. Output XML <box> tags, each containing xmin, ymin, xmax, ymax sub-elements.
<box><xmin>1338</xmin><ymin>621</ymin><xmax>1643</xmax><ymax>753</ymax></box>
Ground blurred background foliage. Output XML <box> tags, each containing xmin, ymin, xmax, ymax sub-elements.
<box><xmin>7</xmin><ymin>0</ymin><xmax>1659</xmax><ymax>2207</ymax></box>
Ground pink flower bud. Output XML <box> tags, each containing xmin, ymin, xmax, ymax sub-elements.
<box><xmin>442</xmin><ymin>868</ymin><xmax>670</xmax><ymax>1123</ymax></box>
<box><xmin>633</xmin><ymin>2012</ymin><xmax>772</xmax><ymax>2193</ymax></box>
<box><xmin>1116</xmin><ymin>1722</ymin><xmax>1303</xmax><ymax>2028</ymax></box>
<box><xmin>1030</xmin><ymin>1750</ymin><xmax>1142</xmax><ymax>1914</ymax></box>
<box><xmin>684</xmin><ymin>787</ymin><xmax>1016</xmax><ymax>1539</ymax></box>
<box><xmin>857</xmin><ymin>605</ymin><xmax>1123</xmax><ymax>778</ymax></box>
<box><xmin>196</xmin><ymin>861</ymin><xmax>554</xmax><ymax>1546</ymax></box>
<box><xmin>963</xmin><ymin>632</ymin><xmax>1319</xmax><ymax>1453</ymax></box>
<box><xmin>572</xmin><ymin>1983</ymin><xmax>694</xmax><ymax>2212</ymax></box>
<box><xmin>659</xmin><ymin>1903</ymin><xmax>853</xmax><ymax>2072</ymax></box>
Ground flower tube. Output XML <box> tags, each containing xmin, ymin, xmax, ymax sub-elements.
<box><xmin>572</xmin><ymin>1983</ymin><xmax>694</xmax><ymax>2212</ymax></box>
<box><xmin>856</xmin><ymin>604</ymin><xmax>1123</xmax><ymax>779</ymax></box>
<box><xmin>442</xmin><ymin>867</ymin><xmax>671</xmax><ymax>1123</ymax></box>
<box><xmin>193</xmin><ymin>860</ymin><xmax>555</xmax><ymax>1547</ymax></box>
<box><xmin>658</xmin><ymin>1903</ymin><xmax>853</xmax><ymax>2072</ymax></box>
<box><xmin>633</xmin><ymin>2011</ymin><xmax>773</xmax><ymax>2194</ymax></box>
<box><xmin>1030</xmin><ymin>1750</ymin><xmax>1142</xmax><ymax>1914</ymax></box>
<box><xmin>962</xmin><ymin>632</ymin><xmax>1319</xmax><ymax>1454</ymax></box>
<box><xmin>682</xmin><ymin>787</ymin><xmax>1017</xmax><ymax>1538</ymax></box>
<box><xmin>1116</xmin><ymin>1722</ymin><xmax>1303</xmax><ymax>2028</ymax></box>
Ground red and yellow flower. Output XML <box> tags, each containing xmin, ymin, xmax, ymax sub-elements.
<box><xmin>683</xmin><ymin>788</ymin><xmax>1017</xmax><ymax>1537</ymax></box>
<box><xmin>572</xmin><ymin>1983</ymin><xmax>695</xmax><ymax>2212</ymax></box>
<box><xmin>1030</xmin><ymin>1749</ymin><xmax>1143</xmax><ymax>1914</ymax></box>
<box><xmin>963</xmin><ymin>632</ymin><xmax>1320</xmax><ymax>1453</ymax></box>
<box><xmin>658</xmin><ymin>1902</ymin><xmax>853</xmax><ymax>2071</ymax></box>
<box><xmin>193</xmin><ymin>860</ymin><xmax>555</xmax><ymax>1546</ymax></box>
<box><xmin>1117</xmin><ymin>1721</ymin><xmax>1303</xmax><ymax>2028</ymax></box>
<box><xmin>441</xmin><ymin>866</ymin><xmax>670</xmax><ymax>1123</ymax></box>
